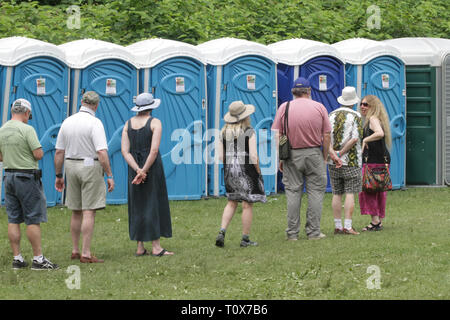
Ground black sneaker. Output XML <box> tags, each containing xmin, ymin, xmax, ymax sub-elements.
<box><xmin>31</xmin><ymin>257</ymin><xmax>59</xmax><ymax>270</ymax></box>
<box><xmin>215</xmin><ymin>231</ymin><xmax>225</xmax><ymax>248</ymax></box>
<box><xmin>12</xmin><ymin>259</ymin><xmax>29</xmax><ymax>270</ymax></box>
<box><xmin>240</xmin><ymin>238</ymin><xmax>258</xmax><ymax>247</ymax></box>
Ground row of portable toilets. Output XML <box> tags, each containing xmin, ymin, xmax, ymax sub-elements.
<box><xmin>0</xmin><ymin>36</ymin><xmax>449</xmax><ymax>207</ymax></box>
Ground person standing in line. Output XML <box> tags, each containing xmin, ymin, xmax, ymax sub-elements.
<box><xmin>215</xmin><ymin>100</ymin><xmax>266</xmax><ymax>248</ymax></box>
<box><xmin>121</xmin><ymin>93</ymin><xmax>173</xmax><ymax>257</ymax></box>
<box><xmin>271</xmin><ymin>77</ymin><xmax>334</xmax><ymax>241</ymax></box>
<box><xmin>359</xmin><ymin>95</ymin><xmax>392</xmax><ymax>231</ymax></box>
<box><xmin>328</xmin><ymin>87</ymin><xmax>363</xmax><ymax>235</ymax></box>
<box><xmin>54</xmin><ymin>91</ymin><xmax>114</xmax><ymax>263</ymax></box>
<box><xmin>0</xmin><ymin>99</ymin><xmax>58</xmax><ymax>270</ymax></box>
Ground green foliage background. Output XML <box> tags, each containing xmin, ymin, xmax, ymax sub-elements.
<box><xmin>0</xmin><ymin>0</ymin><xmax>449</xmax><ymax>46</ymax></box>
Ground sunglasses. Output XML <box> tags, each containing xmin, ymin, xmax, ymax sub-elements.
<box><xmin>360</xmin><ymin>102</ymin><xmax>369</xmax><ymax>107</ymax></box>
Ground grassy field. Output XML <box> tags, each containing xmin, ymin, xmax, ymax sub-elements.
<box><xmin>0</xmin><ymin>187</ymin><xmax>449</xmax><ymax>300</ymax></box>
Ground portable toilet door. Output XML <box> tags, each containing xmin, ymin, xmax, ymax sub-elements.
<box><xmin>127</xmin><ymin>39</ymin><xmax>207</xmax><ymax>200</ymax></box>
<box><xmin>0</xmin><ymin>37</ymin><xmax>69</xmax><ymax>207</ymax></box>
<box><xmin>198</xmin><ymin>38</ymin><xmax>278</xmax><ymax>197</ymax></box>
<box><xmin>60</xmin><ymin>39</ymin><xmax>139</xmax><ymax>205</ymax></box>
<box><xmin>385</xmin><ymin>38</ymin><xmax>450</xmax><ymax>186</ymax></box>
<box><xmin>333</xmin><ymin>38</ymin><xmax>406</xmax><ymax>190</ymax></box>
<box><xmin>269</xmin><ymin>38</ymin><xmax>345</xmax><ymax>192</ymax></box>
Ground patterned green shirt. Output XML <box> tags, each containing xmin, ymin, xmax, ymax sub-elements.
<box><xmin>328</xmin><ymin>107</ymin><xmax>363</xmax><ymax>167</ymax></box>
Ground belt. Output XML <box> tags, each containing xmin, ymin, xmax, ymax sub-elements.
<box><xmin>66</xmin><ymin>158</ymin><xmax>99</xmax><ymax>161</ymax></box>
<box><xmin>5</xmin><ymin>169</ymin><xmax>41</xmax><ymax>173</ymax></box>
<box><xmin>5</xmin><ymin>169</ymin><xmax>42</xmax><ymax>179</ymax></box>
<box><xmin>291</xmin><ymin>146</ymin><xmax>321</xmax><ymax>150</ymax></box>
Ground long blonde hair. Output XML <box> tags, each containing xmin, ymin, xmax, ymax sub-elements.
<box><xmin>360</xmin><ymin>95</ymin><xmax>392</xmax><ymax>149</ymax></box>
<box><xmin>220</xmin><ymin>116</ymin><xmax>252</xmax><ymax>140</ymax></box>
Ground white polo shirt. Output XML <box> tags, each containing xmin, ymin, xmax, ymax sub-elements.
<box><xmin>55</xmin><ymin>106</ymin><xmax>108</xmax><ymax>159</ymax></box>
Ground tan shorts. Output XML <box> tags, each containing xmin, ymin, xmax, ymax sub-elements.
<box><xmin>64</xmin><ymin>159</ymin><xmax>106</xmax><ymax>211</ymax></box>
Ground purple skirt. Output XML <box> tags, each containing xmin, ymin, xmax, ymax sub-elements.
<box><xmin>359</xmin><ymin>164</ymin><xmax>388</xmax><ymax>218</ymax></box>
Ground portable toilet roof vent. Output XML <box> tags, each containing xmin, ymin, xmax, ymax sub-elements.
<box><xmin>384</xmin><ymin>37</ymin><xmax>450</xmax><ymax>66</ymax></box>
<box><xmin>0</xmin><ymin>36</ymin><xmax>66</xmax><ymax>66</ymax></box>
<box><xmin>197</xmin><ymin>37</ymin><xmax>276</xmax><ymax>65</ymax></box>
<box><xmin>59</xmin><ymin>38</ymin><xmax>138</xmax><ymax>69</ymax></box>
<box><xmin>268</xmin><ymin>38</ymin><xmax>344</xmax><ymax>65</ymax></box>
<box><xmin>332</xmin><ymin>38</ymin><xmax>404</xmax><ymax>64</ymax></box>
<box><xmin>128</xmin><ymin>38</ymin><xmax>206</xmax><ymax>68</ymax></box>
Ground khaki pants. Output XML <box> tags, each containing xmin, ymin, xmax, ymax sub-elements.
<box><xmin>282</xmin><ymin>147</ymin><xmax>327</xmax><ymax>238</ymax></box>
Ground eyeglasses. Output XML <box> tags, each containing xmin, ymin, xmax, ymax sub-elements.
<box><xmin>360</xmin><ymin>102</ymin><xmax>369</xmax><ymax>107</ymax></box>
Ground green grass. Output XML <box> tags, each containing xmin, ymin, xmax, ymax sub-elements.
<box><xmin>0</xmin><ymin>187</ymin><xmax>449</xmax><ymax>300</ymax></box>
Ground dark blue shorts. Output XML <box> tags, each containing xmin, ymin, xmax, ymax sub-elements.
<box><xmin>4</xmin><ymin>171</ymin><xmax>47</xmax><ymax>225</ymax></box>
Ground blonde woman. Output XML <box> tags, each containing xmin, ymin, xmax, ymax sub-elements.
<box><xmin>215</xmin><ymin>101</ymin><xmax>266</xmax><ymax>248</ymax></box>
<box><xmin>359</xmin><ymin>95</ymin><xmax>392</xmax><ymax>231</ymax></box>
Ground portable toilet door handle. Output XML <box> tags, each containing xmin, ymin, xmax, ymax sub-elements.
<box><xmin>152</xmin><ymin>87</ymin><xmax>155</xmax><ymax>95</ymax></box>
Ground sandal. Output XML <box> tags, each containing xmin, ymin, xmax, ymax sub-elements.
<box><xmin>151</xmin><ymin>249</ymin><xmax>174</xmax><ymax>257</ymax></box>
<box><xmin>362</xmin><ymin>222</ymin><xmax>382</xmax><ymax>232</ymax></box>
<box><xmin>135</xmin><ymin>249</ymin><xmax>150</xmax><ymax>257</ymax></box>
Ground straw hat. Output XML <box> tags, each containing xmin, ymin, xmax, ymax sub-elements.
<box><xmin>223</xmin><ymin>101</ymin><xmax>255</xmax><ymax>123</ymax></box>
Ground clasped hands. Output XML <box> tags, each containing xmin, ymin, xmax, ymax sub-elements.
<box><xmin>132</xmin><ymin>168</ymin><xmax>147</xmax><ymax>185</ymax></box>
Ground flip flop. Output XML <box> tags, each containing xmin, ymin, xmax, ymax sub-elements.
<box><xmin>135</xmin><ymin>249</ymin><xmax>150</xmax><ymax>257</ymax></box>
<box><xmin>151</xmin><ymin>249</ymin><xmax>173</xmax><ymax>257</ymax></box>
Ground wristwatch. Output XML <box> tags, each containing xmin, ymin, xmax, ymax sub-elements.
<box><xmin>56</xmin><ymin>173</ymin><xmax>63</xmax><ymax>178</ymax></box>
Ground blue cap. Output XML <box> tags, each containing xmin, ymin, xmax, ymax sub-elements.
<box><xmin>292</xmin><ymin>77</ymin><xmax>310</xmax><ymax>89</ymax></box>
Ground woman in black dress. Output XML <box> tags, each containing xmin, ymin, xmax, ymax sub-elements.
<box><xmin>121</xmin><ymin>93</ymin><xmax>173</xmax><ymax>257</ymax></box>
<box><xmin>215</xmin><ymin>101</ymin><xmax>266</xmax><ymax>248</ymax></box>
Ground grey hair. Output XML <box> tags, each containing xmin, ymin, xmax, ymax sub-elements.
<box><xmin>11</xmin><ymin>105</ymin><xmax>29</xmax><ymax>114</ymax></box>
<box><xmin>292</xmin><ymin>87</ymin><xmax>311</xmax><ymax>97</ymax></box>
<box><xmin>81</xmin><ymin>91</ymin><xmax>100</xmax><ymax>106</ymax></box>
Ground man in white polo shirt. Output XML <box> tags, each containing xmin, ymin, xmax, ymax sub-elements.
<box><xmin>54</xmin><ymin>91</ymin><xmax>114</xmax><ymax>263</ymax></box>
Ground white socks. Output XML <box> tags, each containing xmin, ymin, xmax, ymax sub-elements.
<box><xmin>344</xmin><ymin>219</ymin><xmax>353</xmax><ymax>230</ymax></box>
<box><xmin>335</xmin><ymin>219</ymin><xmax>353</xmax><ymax>230</ymax></box>
<box><xmin>14</xmin><ymin>254</ymin><xmax>24</xmax><ymax>262</ymax></box>
<box><xmin>33</xmin><ymin>255</ymin><xmax>44</xmax><ymax>263</ymax></box>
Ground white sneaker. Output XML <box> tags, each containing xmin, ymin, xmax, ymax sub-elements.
<box><xmin>308</xmin><ymin>233</ymin><xmax>326</xmax><ymax>240</ymax></box>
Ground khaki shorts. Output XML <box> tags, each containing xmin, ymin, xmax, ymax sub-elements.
<box><xmin>64</xmin><ymin>159</ymin><xmax>106</xmax><ymax>211</ymax></box>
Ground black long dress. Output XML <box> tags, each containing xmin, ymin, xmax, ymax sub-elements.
<box><xmin>127</xmin><ymin>117</ymin><xmax>172</xmax><ymax>242</ymax></box>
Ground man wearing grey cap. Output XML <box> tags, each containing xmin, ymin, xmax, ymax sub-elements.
<box><xmin>0</xmin><ymin>98</ymin><xmax>58</xmax><ymax>270</ymax></box>
<box><xmin>54</xmin><ymin>91</ymin><xmax>114</xmax><ymax>263</ymax></box>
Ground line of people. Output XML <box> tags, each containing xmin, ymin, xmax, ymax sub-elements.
<box><xmin>215</xmin><ymin>77</ymin><xmax>391</xmax><ymax>246</ymax></box>
<box><xmin>0</xmin><ymin>79</ymin><xmax>391</xmax><ymax>269</ymax></box>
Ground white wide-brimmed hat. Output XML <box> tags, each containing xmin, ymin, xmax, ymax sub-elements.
<box><xmin>337</xmin><ymin>86</ymin><xmax>360</xmax><ymax>106</ymax></box>
<box><xmin>223</xmin><ymin>100</ymin><xmax>255</xmax><ymax>124</ymax></box>
<box><xmin>131</xmin><ymin>93</ymin><xmax>161</xmax><ymax>112</ymax></box>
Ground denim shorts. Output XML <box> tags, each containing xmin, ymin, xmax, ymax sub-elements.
<box><xmin>3</xmin><ymin>171</ymin><xmax>47</xmax><ymax>225</ymax></box>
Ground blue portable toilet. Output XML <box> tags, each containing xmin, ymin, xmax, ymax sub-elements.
<box><xmin>197</xmin><ymin>38</ymin><xmax>278</xmax><ymax>197</ymax></box>
<box><xmin>59</xmin><ymin>39</ymin><xmax>139</xmax><ymax>204</ymax></box>
<box><xmin>332</xmin><ymin>38</ymin><xmax>406</xmax><ymax>190</ymax></box>
<box><xmin>127</xmin><ymin>38</ymin><xmax>207</xmax><ymax>200</ymax></box>
<box><xmin>269</xmin><ymin>38</ymin><xmax>346</xmax><ymax>192</ymax></box>
<box><xmin>0</xmin><ymin>36</ymin><xmax>69</xmax><ymax>207</ymax></box>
